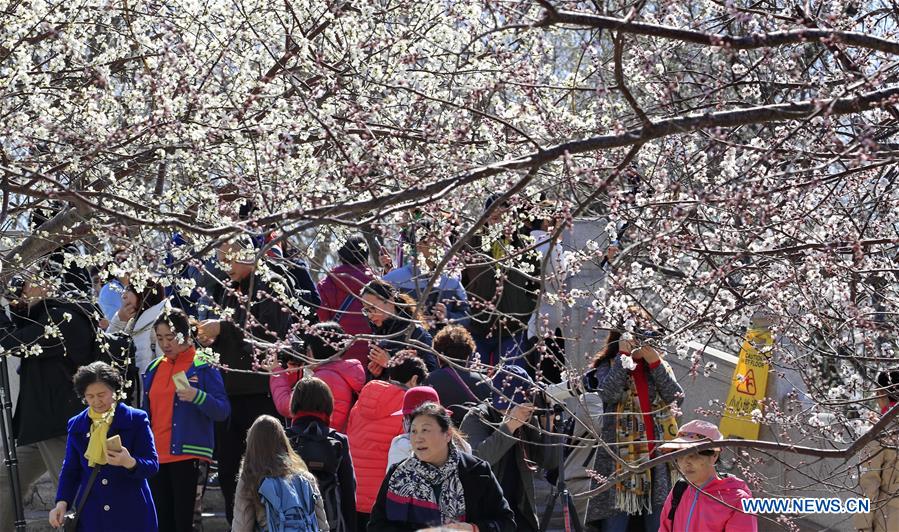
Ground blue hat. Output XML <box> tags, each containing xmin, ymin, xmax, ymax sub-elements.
<box><xmin>491</xmin><ymin>365</ymin><xmax>534</xmax><ymax>411</ymax></box>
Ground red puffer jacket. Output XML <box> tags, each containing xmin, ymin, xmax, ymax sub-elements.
<box><xmin>316</xmin><ymin>264</ymin><xmax>375</xmax><ymax>365</ymax></box>
<box><xmin>315</xmin><ymin>359</ymin><xmax>366</xmax><ymax>433</ymax></box>
<box><xmin>346</xmin><ymin>380</ymin><xmax>405</xmax><ymax>513</ymax></box>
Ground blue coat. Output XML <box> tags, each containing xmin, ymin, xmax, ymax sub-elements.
<box><xmin>142</xmin><ymin>352</ymin><xmax>230</xmax><ymax>460</ymax></box>
<box><xmin>56</xmin><ymin>403</ymin><xmax>159</xmax><ymax>532</ymax></box>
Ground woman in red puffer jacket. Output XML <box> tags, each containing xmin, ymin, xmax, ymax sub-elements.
<box><xmin>269</xmin><ymin>322</ymin><xmax>365</xmax><ymax>433</ymax></box>
<box><xmin>346</xmin><ymin>354</ymin><xmax>428</xmax><ymax>530</ymax></box>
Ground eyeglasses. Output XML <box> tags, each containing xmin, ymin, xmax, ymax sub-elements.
<box><xmin>696</xmin><ymin>449</ymin><xmax>718</xmax><ymax>457</ymax></box>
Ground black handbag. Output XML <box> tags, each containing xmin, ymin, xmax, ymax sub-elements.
<box><xmin>63</xmin><ymin>466</ymin><xmax>101</xmax><ymax>532</ymax></box>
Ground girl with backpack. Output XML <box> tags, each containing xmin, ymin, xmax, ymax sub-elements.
<box><xmin>288</xmin><ymin>377</ymin><xmax>357</xmax><ymax>532</ymax></box>
<box><xmin>233</xmin><ymin>415</ymin><xmax>329</xmax><ymax>532</ymax></box>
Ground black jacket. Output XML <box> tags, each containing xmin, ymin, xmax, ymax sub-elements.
<box><xmin>211</xmin><ymin>272</ymin><xmax>293</xmax><ymax>396</ymax></box>
<box><xmin>368</xmin><ymin>451</ymin><xmax>516</xmax><ymax>532</ymax></box>
<box><xmin>461</xmin><ymin>231</ymin><xmax>540</xmax><ymax>338</ymax></box>
<box><xmin>460</xmin><ymin>403</ymin><xmax>562</xmax><ymax>532</ymax></box>
<box><xmin>424</xmin><ymin>366</ymin><xmax>491</xmax><ymax>426</ymax></box>
<box><xmin>0</xmin><ymin>299</ymin><xmax>96</xmax><ymax>445</ymax></box>
<box><xmin>371</xmin><ymin>317</ymin><xmax>437</xmax><ymax>373</ymax></box>
<box><xmin>288</xmin><ymin>416</ymin><xmax>356</xmax><ymax>532</ymax></box>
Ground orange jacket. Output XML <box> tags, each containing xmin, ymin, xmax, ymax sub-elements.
<box><xmin>346</xmin><ymin>380</ymin><xmax>405</xmax><ymax>513</ymax></box>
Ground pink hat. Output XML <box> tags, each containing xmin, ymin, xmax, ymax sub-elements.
<box><xmin>659</xmin><ymin>420</ymin><xmax>723</xmax><ymax>452</ymax></box>
<box><xmin>392</xmin><ymin>386</ymin><xmax>441</xmax><ymax>416</ymax></box>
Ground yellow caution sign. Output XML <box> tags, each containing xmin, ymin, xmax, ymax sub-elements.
<box><xmin>719</xmin><ymin>327</ymin><xmax>774</xmax><ymax>440</ymax></box>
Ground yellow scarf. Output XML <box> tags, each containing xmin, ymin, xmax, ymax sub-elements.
<box><xmin>491</xmin><ymin>238</ymin><xmax>510</xmax><ymax>260</ymax></box>
<box><xmin>84</xmin><ymin>405</ymin><xmax>116</xmax><ymax>467</ymax></box>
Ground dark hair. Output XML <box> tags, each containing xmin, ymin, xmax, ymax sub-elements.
<box><xmin>877</xmin><ymin>370</ymin><xmax>899</xmax><ymax>402</ymax></box>
<box><xmin>409</xmin><ymin>402</ymin><xmax>466</xmax><ymax>447</ymax></box>
<box><xmin>591</xmin><ymin>329</ymin><xmax>622</xmax><ymax>368</ymax></box>
<box><xmin>591</xmin><ymin>306</ymin><xmax>657</xmax><ymax>367</ymax></box>
<box><xmin>483</xmin><ymin>193</ymin><xmax>510</xmax><ymax>215</ymax></box>
<box><xmin>125</xmin><ymin>281</ymin><xmax>166</xmax><ymax>314</ymax></box>
<box><xmin>388</xmin><ymin>353</ymin><xmax>428</xmax><ymax>384</ymax></box>
<box><xmin>306</xmin><ymin>321</ymin><xmax>350</xmax><ymax>361</ymax></box>
<box><xmin>154</xmin><ymin>308</ymin><xmax>192</xmax><ymax>340</ymax></box>
<box><xmin>73</xmin><ymin>361</ymin><xmax>124</xmax><ymax>397</ymax></box>
<box><xmin>361</xmin><ymin>280</ymin><xmax>422</xmax><ymax>321</ymax></box>
<box><xmin>410</xmin><ymin>401</ymin><xmax>452</xmax><ymax>432</ymax></box>
<box><xmin>361</xmin><ymin>278</ymin><xmax>396</xmax><ymax>301</ymax></box>
<box><xmin>290</xmin><ymin>377</ymin><xmax>334</xmax><ymax>417</ymax></box>
<box><xmin>432</xmin><ymin>325</ymin><xmax>476</xmax><ymax>366</ymax></box>
<box><xmin>338</xmin><ymin>234</ymin><xmax>369</xmax><ymax>265</ymax></box>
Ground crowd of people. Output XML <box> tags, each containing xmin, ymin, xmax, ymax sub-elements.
<box><xmin>1</xmin><ymin>201</ymin><xmax>891</xmax><ymax>532</ymax></box>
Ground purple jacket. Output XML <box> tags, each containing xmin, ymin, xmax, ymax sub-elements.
<box><xmin>316</xmin><ymin>264</ymin><xmax>375</xmax><ymax>365</ymax></box>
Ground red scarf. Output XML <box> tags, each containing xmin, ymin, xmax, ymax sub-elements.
<box><xmin>624</xmin><ymin>352</ymin><xmax>662</xmax><ymax>454</ymax></box>
<box><xmin>293</xmin><ymin>410</ymin><xmax>330</xmax><ymax>424</ymax></box>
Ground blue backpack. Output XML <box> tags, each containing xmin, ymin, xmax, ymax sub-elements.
<box><xmin>258</xmin><ymin>475</ymin><xmax>320</xmax><ymax>532</ymax></box>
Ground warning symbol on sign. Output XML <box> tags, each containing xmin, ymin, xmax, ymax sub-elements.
<box><xmin>736</xmin><ymin>370</ymin><xmax>757</xmax><ymax>395</ymax></box>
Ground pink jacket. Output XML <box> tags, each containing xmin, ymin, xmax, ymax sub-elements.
<box><xmin>659</xmin><ymin>475</ymin><xmax>757</xmax><ymax>532</ymax></box>
<box><xmin>267</xmin><ymin>360</ymin><xmax>364</xmax><ymax>433</ymax></box>
<box><xmin>269</xmin><ymin>370</ymin><xmax>301</xmax><ymax>420</ymax></box>
<box><xmin>314</xmin><ymin>359</ymin><xmax>365</xmax><ymax>433</ymax></box>
<box><xmin>346</xmin><ymin>380</ymin><xmax>405</xmax><ymax>513</ymax></box>
<box><xmin>316</xmin><ymin>264</ymin><xmax>375</xmax><ymax>365</ymax></box>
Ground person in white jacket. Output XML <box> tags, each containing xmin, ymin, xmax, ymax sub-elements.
<box><xmin>105</xmin><ymin>281</ymin><xmax>168</xmax><ymax>378</ymax></box>
<box><xmin>527</xmin><ymin>212</ymin><xmax>569</xmax><ymax>383</ymax></box>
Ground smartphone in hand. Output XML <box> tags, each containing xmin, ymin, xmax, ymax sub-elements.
<box><xmin>106</xmin><ymin>434</ymin><xmax>122</xmax><ymax>452</ymax></box>
<box><xmin>172</xmin><ymin>371</ymin><xmax>190</xmax><ymax>391</ymax></box>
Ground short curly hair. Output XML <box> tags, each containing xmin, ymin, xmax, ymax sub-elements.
<box><xmin>73</xmin><ymin>361</ymin><xmax>123</xmax><ymax>397</ymax></box>
<box><xmin>432</xmin><ymin>325</ymin><xmax>476</xmax><ymax>366</ymax></box>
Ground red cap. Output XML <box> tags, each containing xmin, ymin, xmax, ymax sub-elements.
<box><xmin>392</xmin><ymin>386</ymin><xmax>441</xmax><ymax>416</ymax></box>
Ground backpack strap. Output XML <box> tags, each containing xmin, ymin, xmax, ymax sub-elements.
<box><xmin>331</xmin><ymin>294</ymin><xmax>355</xmax><ymax>324</ymax></box>
<box><xmin>668</xmin><ymin>479</ymin><xmax>690</xmax><ymax>521</ymax></box>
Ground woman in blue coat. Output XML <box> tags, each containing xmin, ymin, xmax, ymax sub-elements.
<box><xmin>50</xmin><ymin>361</ymin><xmax>159</xmax><ymax>531</ymax></box>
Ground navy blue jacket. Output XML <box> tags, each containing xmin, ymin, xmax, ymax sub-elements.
<box><xmin>56</xmin><ymin>403</ymin><xmax>159</xmax><ymax>531</ymax></box>
<box><xmin>142</xmin><ymin>352</ymin><xmax>230</xmax><ymax>460</ymax></box>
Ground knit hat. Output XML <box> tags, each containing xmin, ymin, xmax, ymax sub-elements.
<box><xmin>491</xmin><ymin>365</ymin><xmax>534</xmax><ymax>411</ymax></box>
<box><xmin>393</xmin><ymin>386</ymin><xmax>441</xmax><ymax>416</ymax></box>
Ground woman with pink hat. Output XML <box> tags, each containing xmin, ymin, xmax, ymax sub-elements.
<box><xmin>658</xmin><ymin>419</ymin><xmax>757</xmax><ymax>532</ymax></box>
<box><xmin>387</xmin><ymin>386</ymin><xmax>471</xmax><ymax>469</ymax></box>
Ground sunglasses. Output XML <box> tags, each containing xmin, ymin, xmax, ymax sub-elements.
<box><xmin>696</xmin><ymin>449</ymin><xmax>718</xmax><ymax>457</ymax></box>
